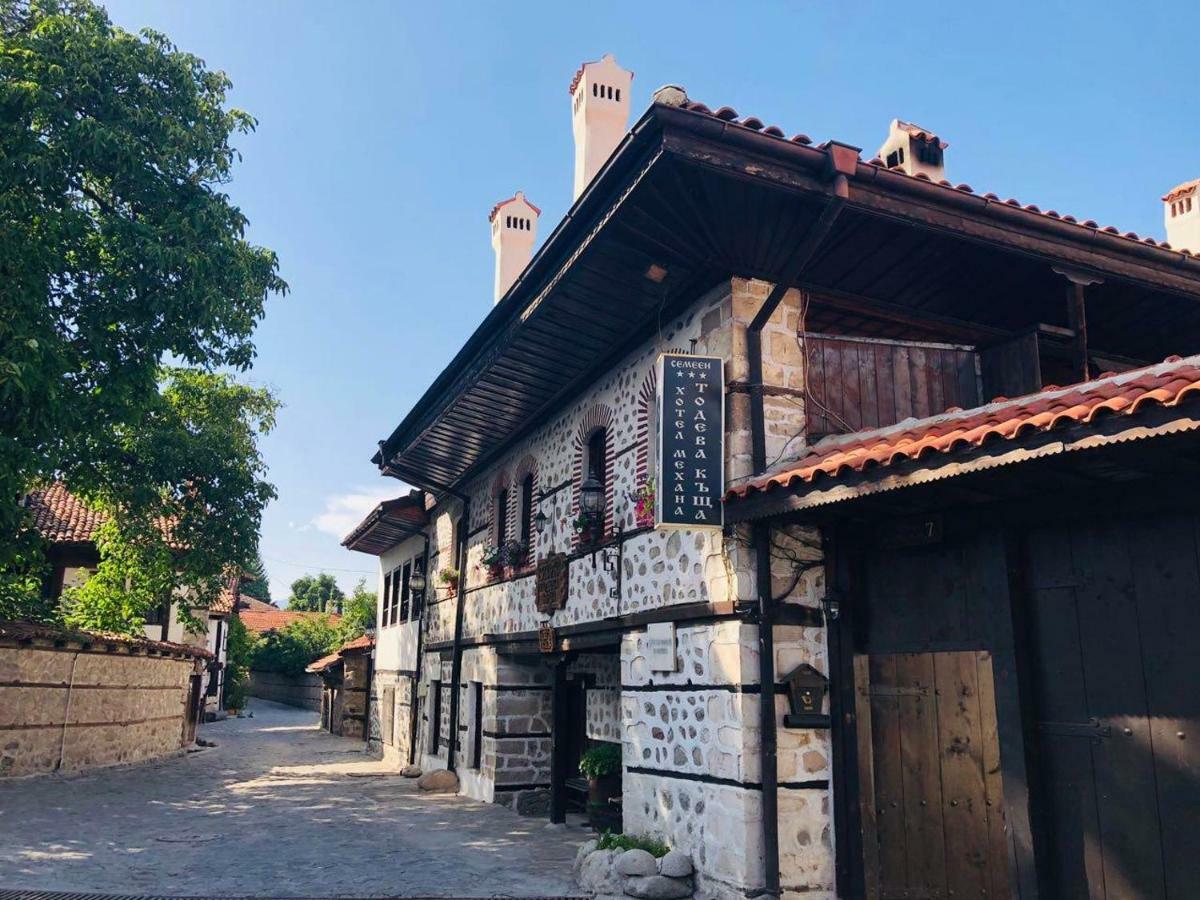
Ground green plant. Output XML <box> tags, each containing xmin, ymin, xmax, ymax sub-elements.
<box><xmin>596</xmin><ymin>831</ymin><xmax>669</xmax><ymax>858</ymax></box>
<box><xmin>223</xmin><ymin>667</ymin><xmax>250</xmax><ymax>711</ymax></box>
<box><xmin>250</xmin><ymin>615</ymin><xmax>340</xmax><ymax>676</ymax></box>
<box><xmin>579</xmin><ymin>742</ymin><xmax>622</xmax><ymax>778</ymax></box>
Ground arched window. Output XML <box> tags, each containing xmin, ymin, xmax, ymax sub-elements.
<box><xmin>519</xmin><ymin>473</ymin><xmax>535</xmax><ymax>547</ymax></box>
<box><xmin>587</xmin><ymin>428</ymin><xmax>607</xmax><ymax>490</ymax></box>
<box><xmin>495</xmin><ymin>488</ymin><xmax>509</xmax><ymax>546</ymax></box>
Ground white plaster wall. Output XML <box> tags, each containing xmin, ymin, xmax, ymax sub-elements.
<box><xmin>376</xmin><ymin>534</ymin><xmax>426</xmax><ymax>672</ymax></box>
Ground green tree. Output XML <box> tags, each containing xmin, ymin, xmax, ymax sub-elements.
<box><xmin>62</xmin><ymin>368</ymin><xmax>278</xmax><ymax>634</ymax></box>
<box><xmin>223</xmin><ymin>613</ymin><xmax>256</xmax><ymax>710</ymax></box>
<box><xmin>252</xmin><ymin>615</ymin><xmax>340</xmax><ymax>677</ymax></box>
<box><xmin>287</xmin><ymin>573</ymin><xmax>344</xmax><ymax>614</ymax></box>
<box><xmin>240</xmin><ymin>549</ymin><xmax>272</xmax><ymax>604</ymax></box>
<box><xmin>0</xmin><ymin>0</ymin><xmax>285</xmax><ymax>573</ymax></box>
<box><xmin>337</xmin><ymin>578</ymin><xmax>376</xmax><ymax>642</ymax></box>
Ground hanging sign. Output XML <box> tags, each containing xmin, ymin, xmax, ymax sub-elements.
<box><xmin>656</xmin><ymin>353</ymin><xmax>724</xmax><ymax>529</ymax></box>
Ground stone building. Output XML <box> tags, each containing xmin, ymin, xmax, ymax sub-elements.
<box><xmin>345</xmin><ymin>55</ymin><xmax>1200</xmax><ymax>900</ymax></box>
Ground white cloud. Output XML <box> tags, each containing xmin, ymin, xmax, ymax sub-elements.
<box><xmin>311</xmin><ymin>485</ymin><xmax>407</xmax><ymax>539</ymax></box>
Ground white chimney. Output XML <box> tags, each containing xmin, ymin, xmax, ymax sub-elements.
<box><xmin>878</xmin><ymin>119</ymin><xmax>948</xmax><ymax>181</ymax></box>
<box><xmin>1164</xmin><ymin>179</ymin><xmax>1200</xmax><ymax>253</ymax></box>
<box><xmin>570</xmin><ymin>53</ymin><xmax>634</xmax><ymax>200</ymax></box>
<box><xmin>490</xmin><ymin>191</ymin><xmax>540</xmax><ymax>304</ymax></box>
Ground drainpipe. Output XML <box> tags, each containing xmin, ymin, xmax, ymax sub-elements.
<box><xmin>745</xmin><ymin>142</ymin><xmax>855</xmax><ymax>899</ymax></box>
<box><xmin>408</xmin><ymin>533</ymin><xmax>430</xmax><ymax>765</ymax></box>
<box><xmin>445</xmin><ymin>495</ymin><xmax>470</xmax><ymax>774</ymax></box>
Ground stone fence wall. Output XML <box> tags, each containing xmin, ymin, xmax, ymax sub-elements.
<box><xmin>0</xmin><ymin>622</ymin><xmax>206</xmax><ymax>778</ymax></box>
<box><xmin>249</xmin><ymin>670</ymin><xmax>323</xmax><ymax>710</ymax></box>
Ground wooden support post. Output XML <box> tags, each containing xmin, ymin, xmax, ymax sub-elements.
<box><xmin>549</xmin><ymin>656</ymin><xmax>568</xmax><ymax>824</ymax></box>
<box><xmin>1052</xmin><ymin>266</ymin><xmax>1103</xmax><ymax>384</ymax></box>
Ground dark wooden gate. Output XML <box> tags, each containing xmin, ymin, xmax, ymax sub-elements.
<box><xmin>182</xmin><ymin>671</ymin><xmax>203</xmax><ymax>745</ymax></box>
<box><xmin>1026</xmin><ymin>512</ymin><xmax>1200</xmax><ymax>898</ymax></box>
<box><xmin>855</xmin><ymin>650</ymin><xmax>1010</xmax><ymax>899</ymax></box>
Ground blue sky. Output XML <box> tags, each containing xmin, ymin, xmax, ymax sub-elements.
<box><xmin>102</xmin><ymin>0</ymin><xmax>1200</xmax><ymax>604</ymax></box>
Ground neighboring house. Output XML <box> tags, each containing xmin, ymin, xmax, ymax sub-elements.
<box><xmin>235</xmin><ymin>601</ymin><xmax>342</xmax><ymax>711</ymax></box>
<box><xmin>344</xmin><ymin>55</ymin><xmax>1200</xmax><ymax>900</ymax></box>
<box><xmin>307</xmin><ymin>634</ymin><xmax>374</xmax><ymax>738</ymax></box>
<box><xmin>25</xmin><ymin>482</ymin><xmax>236</xmax><ymax>716</ymax></box>
<box><xmin>235</xmin><ymin>604</ymin><xmax>341</xmax><ymax>636</ymax></box>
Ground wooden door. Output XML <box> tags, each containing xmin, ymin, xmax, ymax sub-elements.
<box><xmin>1026</xmin><ymin>513</ymin><xmax>1200</xmax><ymax>898</ymax></box>
<box><xmin>855</xmin><ymin>650</ymin><xmax>1009</xmax><ymax>899</ymax></box>
<box><xmin>182</xmin><ymin>672</ymin><xmax>203</xmax><ymax>745</ymax></box>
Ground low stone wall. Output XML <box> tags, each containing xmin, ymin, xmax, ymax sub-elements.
<box><xmin>0</xmin><ymin>622</ymin><xmax>206</xmax><ymax>778</ymax></box>
<box><xmin>248</xmin><ymin>670</ymin><xmax>322</xmax><ymax>710</ymax></box>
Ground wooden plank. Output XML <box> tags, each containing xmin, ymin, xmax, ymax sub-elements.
<box><xmin>854</xmin><ymin>654</ymin><xmax>883</xmax><ymax>900</ymax></box>
<box><xmin>869</xmin><ymin>654</ymin><xmax>910</xmax><ymax>893</ymax></box>
<box><xmin>859</xmin><ymin>340</ymin><xmax>879</xmax><ymax>430</ymax></box>
<box><xmin>927</xmin><ymin>347</ymin><xmax>946</xmax><ymax>417</ymax></box>
<box><xmin>1126</xmin><ymin>513</ymin><xmax>1200</xmax><ymax>898</ymax></box>
<box><xmin>1026</xmin><ymin>526</ymin><xmax>1105</xmax><ymax>896</ymax></box>
<box><xmin>874</xmin><ymin>342</ymin><xmax>897</xmax><ymax>430</ymax></box>
<box><xmin>895</xmin><ymin>652</ymin><xmax>948</xmax><ymax>897</ymax></box>
<box><xmin>1071</xmin><ymin>522</ymin><xmax>1167</xmax><ymax>899</ymax></box>
<box><xmin>909</xmin><ymin>346</ymin><xmax>930</xmax><ymax>419</ymax></box>
<box><xmin>974</xmin><ymin>651</ymin><xmax>1012</xmax><ymax>899</ymax></box>
<box><xmin>805</xmin><ymin>335</ymin><xmax>829</xmax><ymax>436</ymax></box>
<box><xmin>933</xmin><ymin>651</ymin><xmax>989</xmax><ymax>899</ymax></box>
<box><xmin>840</xmin><ymin>342</ymin><xmax>862</xmax><ymax>432</ymax></box>
<box><xmin>893</xmin><ymin>344</ymin><xmax>914</xmax><ymax>427</ymax></box>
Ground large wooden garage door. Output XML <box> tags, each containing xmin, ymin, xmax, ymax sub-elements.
<box><xmin>1027</xmin><ymin>512</ymin><xmax>1200</xmax><ymax>898</ymax></box>
<box><xmin>855</xmin><ymin>650</ymin><xmax>1010</xmax><ymax>899</ymax></box>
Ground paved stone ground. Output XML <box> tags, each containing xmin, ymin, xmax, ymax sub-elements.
<box><xmin>0</xmin><ymin>699</ymin><xmax>588</xmax><ymax>897</ymax></box>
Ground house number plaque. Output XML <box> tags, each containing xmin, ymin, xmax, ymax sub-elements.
<box><xmin>535</xmin><ymin>551</ymin><xmax>569</xmax><ymax>614</ymax></box>
<box><xmin>656</xmin><ymin>353</ymin><xmax>725</xmax><ymax>529</ymax></box>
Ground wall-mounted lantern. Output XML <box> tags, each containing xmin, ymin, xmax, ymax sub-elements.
<box><xmin>535</xmin><ymin>508</ymin><xmax>549</xmax><ymax>535</ymax></box>
<box><xmin>409</xmin><ymin>564</ymin><xmax>427</xmax><ymax>599</ymax></box>
<box><xmin>820</xmin><ymin>593</ymin><xmax>841</xmax><ymax>623</ymax></box>
<box><xmin>782</xmin><ymin>663</ymin><xmax>831</xmax><ymax>729</ymax></box>
<box><xmin>579</xmin><ymin>475</ymin><xmax>604</xmax><ymax>516</ymax></box>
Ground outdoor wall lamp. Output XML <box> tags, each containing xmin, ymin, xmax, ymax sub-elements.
<box><xmin>820</xmin><ymin>593</ymin><xmax>841</xmax><ymax>623</ymax></box>
<box><xmin>409</xmin><ymin>566</ymin><xmax>427</xmax><ymax>598</ymax></box>
<box><xmin>579</xmin><ymin>475</ymin><xmax>604</xmax><ymax>516</ymax></box>
<box><xmin>535</xmin><ymin>508</ymin><xmax>549</xmax><ymax>535</ymax></box>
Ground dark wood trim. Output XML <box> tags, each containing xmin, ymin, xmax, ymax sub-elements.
<box><xmin>549</xmin><ymin>657</ymin><xmax>568</xmax><ymax>824</ymax></box>
<box><xmin>493</xmin><ymin>782</ymin><xmax>552</xmax><ymax>792</ymax></box>
<box><xmin>485</xmin><ymin>730</ymin><xmax>552</xmax><ymax>740</ymax></box>
<box><xmin>422</xmin><ymin>600</ymin><xmax>742</xmax><ymax>654</ymax></box>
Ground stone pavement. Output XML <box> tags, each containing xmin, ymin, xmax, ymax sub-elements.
<box><xmin>0</xmin><ymin>699</ymin><xmax>588</xmax><ymax>897</ymax></box>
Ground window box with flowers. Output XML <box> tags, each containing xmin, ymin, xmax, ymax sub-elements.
<box><xmin>480</xmin><ymin>546</ymin><xmax>505</xmax><ymax>582</ymax></box>
<box><xmin>632</xmin><ymin>477</ymin><xmax>656</xmax><ymax>529</ymax></box>
<box><xmin>500</xmin><ymin>539</ymin><xmax>528</xmax><ymax>574</ymax></box>
<box><xmin>438</xmin><ymin>567</ymin><xmax>459</xmax><ymax>597</ymax></box>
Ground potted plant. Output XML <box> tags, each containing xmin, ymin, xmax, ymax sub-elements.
<box><xmin>573</xmin><ymin>510</ymin><xmax>603</xmax><ymax>548</ymax></box>
<box><xmin>579</xmin><ymin>742</ymin><xmax>622</xmax><ymax>831</ymax></box>
<box><xmin>438</xmin><ymin>567</ymin><xmax>460</xmax><ymax>597</ymax></box>
<box><xmin>633</xmin><ymin>477</ymin><xmax>656</xmax><ymax>529</ymax></box>
<box><xmin>500</xmin><ymin>539</ymin><xmax>527</xmax><ymax>573</ymax></box>
<box><xmin>480</xmin><ymin>546</ymin><xmax>504</xmax><ymax>581</ymax></box>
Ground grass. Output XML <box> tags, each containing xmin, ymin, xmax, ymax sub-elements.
<box><xmin>596</xmin><ymin>830</ymin><xmax>670</xmax><ymax>858</ymax></box>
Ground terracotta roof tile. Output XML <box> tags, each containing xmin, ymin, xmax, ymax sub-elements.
<box><xmin>675</xmin><ymin>98</ymin><xmax>1196</xmax><ymax>260</ymax></box>
<box><xmin>306</xmin><ymin>634</ymin><xmax>373</xmax><ymax>673</ymax></box>
<box><xmin>0</xmin><ymin>619</ymin><xmax>212</xmax><ymax>659</ymax></box>
<box><xmin>26</xmin><ymin>483</ymin><xmax>106</xmax><ymax>544</ymax></box>
<box><xmin>726</xmin><ymin>355</ymin><xmax>1200</xmax><ymax>502</ymax></box>
<box><xmin>488</xmin><ymin>193</ymin><xmax>542</xmax><ymax>223</ymax></box>
<box><xmin>238</xmin><ymin>608</ymin><xmax>341</xmax><ymax>635</ymax></box>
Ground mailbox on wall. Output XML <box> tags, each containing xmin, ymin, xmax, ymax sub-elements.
<box><xmin>782</xmin><ymin>663</ymin><xmax>831</xmax><ymax>729</ymax></box>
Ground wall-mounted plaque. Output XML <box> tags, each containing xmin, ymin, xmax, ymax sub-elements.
<box><xmin>535</xmin><ymin>551</ymin><xmax>569</xmax><ymax>614</ymax></box>
<box><xmin>646</xmin><ymin>622</ymin><xmax>677</xmax><ymax>672</ymax></box>
<box><xmin>538</xmin><ymin>622</ymin><xmax>556</xmax><ymax>654</ymax></box>
<box><xmin>656</xmin><ymin>353</ymin><xmax>724</xmax><ymax>529</ymax></box>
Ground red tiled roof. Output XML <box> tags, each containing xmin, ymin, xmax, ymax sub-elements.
<box><xmin>307</xmin><ymin>633</ymin><xmax>374</xmax><ymax>673</ymax></box>
<box><xmin>672</xmin><ymin>98</ymin><xmax>1198</xmax><ymax>257</ymax></box>
<box><xmin>238</xmin><ymin>608</ymin><xmax>341</xmax><ymax>635</ymax></box>
<box><xmin>895</xmin><ymin>119</ymin><xmax>948</xmax><ymax>149</ymax></box>
<box><xmin>568</xmin><ymin>54</ymin><xmax>633</xmax><ymax>96</ymax></box>
<box><xmin>726</xmin><ymin>355</ymin><xmax>1200</xmax><ymax>502</ymax></box>
<box><xmin>26</xmin><ymin>483</ymin><xmax>106</xmax><ymax>544</ymax></box>
<box><xmin>210</xmin><ymin>573</ymin><xmax>241</xmax><ymax>617</ymax></box>
<box><xmin>0</xmin><ymin>619</ymin><xmax>212</xmax><ymax>659</ymax></box>
<box><xmin>1164</xmin><ymin>179</ymin><xmax>1199</xmax><ymax>203</ymax></box>
<box><xmin>488</xmin><ymin>193</ymin><xmax>542</xmax><ymax>223</ymax></box>
<box><xmin>236</xmin><ymin>595</ymin><xmax>280</xmax><ymax>613</ymax></box>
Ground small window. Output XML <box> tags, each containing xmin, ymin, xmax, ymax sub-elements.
<box><xmin>471</xmin><ymin>681</ymin><xmax>484</xmax><ymax>769</ymax></box>
<box><xmin>452</xmin><ymin>515</ymin><xmax>463</xmax><ymax>571</ymax></box>
<box><xmin>381</xmin><ymin>572</ymin><xmax>392</xmax><ymax>627</ymax></box>
<box><xmin>615</xmin><ymin>88</ymin><xmax>621</xmax><ymax>102</ymax></box>
<box><xmin>390</xmin><ymin>568</ymin><xmax>401</xmax><ymax>626</ymax></box>
<box><xmin>400</xmin><ymin>562</ymin><xmax>411</xmax><ymax>621</ymax></box>
<box><xmin>496</xmin><ymin>487</ymin><xmax>509</xmax><ymax>546</ymax></box>
<box><xmin>519</xmin><ymin>473</ymin><xmax>535</xmax><ymax>548</ymax></box>
<box><xmin>592</xmin><ymin>83</ymin><xmax>597</xmax><ymax>97</ymax></box>
<box><xmin>430</xmin><ymin>680</ymin><xmax>442</xmax><ymax>753</ymax></box>
<box><xmin>587</xmin><ymin>428</ymin><xmax>607</xmax><ymax>483</ymax></box>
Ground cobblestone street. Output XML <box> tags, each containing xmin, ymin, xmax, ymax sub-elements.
<box><xmin>0</xmin><ymin>700</ymin><xmax>587</xmax><ymax>897</ymax></box>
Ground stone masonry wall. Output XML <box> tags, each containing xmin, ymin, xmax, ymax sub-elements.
<box><xmin>249</xmin><ymin>670</ymin><xmax>323</xmax><ymax>711</ymax></box>
<box><xmin>0</xmin><ymin>644</ymin><xmax>197</xmax><ymax>777</ymax></box>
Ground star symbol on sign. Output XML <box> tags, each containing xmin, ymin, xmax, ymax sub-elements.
<box><xmin>688</xmin><ymin>371</ymin><xmax>696</xmax><ymax>379</ymax></box>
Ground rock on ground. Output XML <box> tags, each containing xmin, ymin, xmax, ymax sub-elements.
<box><xmin>573</xmin><ymin>839</ymin><xmax>599</xmax><ymax>879</ymax></box>
<box><xmin>623</xmin><ymin>874</ymin><xmax>694</xmax><ymax>899</ymax></box>
<box><xmin>416</xmin><ymin>768</ymin><xmax>459</xmax><ymax>792</ymax></box>
<box><xmin>615</xmin><ymin>848</ymin><xmax>659</xmax><ymax>876</ymax></box>
<box><xmin>658</xmin><ymin>849</ymin><xmax>694</xmax><ymax>878</ymax></box>
<box><xmin>579</xmin><ymin>848</ymin><xmax>623</xmax><ymax>895</ymax></box>
<box><xmin>400</xmin><ymin>764</ymin><xmax>422</xmax><ymax>777</ymax></box>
